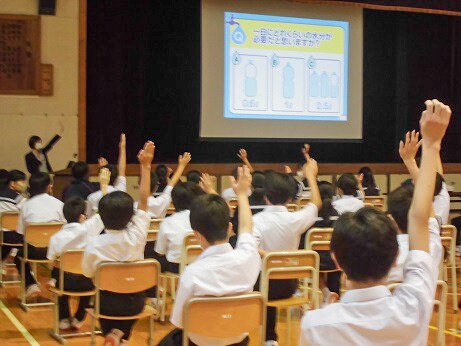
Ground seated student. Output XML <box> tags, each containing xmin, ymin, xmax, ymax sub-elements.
<box><xmin>86</xmin><ymin>134</ymin><xmax>127</xmax><ymax>217</ymax></box>
<box><xmin>46</xmin><ymin>194</ymin><xmax>106</xmax><ymax>330</ymax></box>
<box><xmin>358</xmin><ymin>166</ymin><xmax>381</xmax><ymax>196</ymax></box>
<box><xmin>186</xmin><ymin>170</ymin><xmax>201</xmax><ymax>185</ymax></box>
<box><xmin>0</xmin><ymin>169</ymin><xmax>8</xmax><ymax>189</ymax></box>
<box><xmin>155</xmin><ymin>164</ymin><xmax>171</xmax><ymax>194</ymax></box>
<box><xmin>252</xmin><ymin>155</ymin><xmax>321</xmax><ymax>345</ymax></box>
<box><xmin>0</xmin><ymin>170</ymin><xmax>28</xmax><ymax>263</ymax></box>
<box><xmin>300</xmin><ymin>99</ymin><xmax>450</xmax><ymax>345</ymax></box>
<box><xmin>82</xmin><ymin>141</ymin><xmax>154</xmax><ymax>346</ymax></box>
<box><xmin>163</xmin><ymin>166</ymin><xmax>261</xmax><ymax>346</ymax></box>
<box><xmin>332</xmin><ymin>173</ymin><xmax>364</xmax><ymax>214</ymax></box>
<box><xmin>221</xmin><ymin>149</ymin><xmax>254</xmax><ymax>202</ymax></box>
<box><xmin>153</xmin><ymin>181</ymin><xmax>204</xmax><ymax>273</ymax></box>
<box><xmin>16</xmin><ymin>172</ymin><xmax>66</xmax><ymax>298</ymax></box>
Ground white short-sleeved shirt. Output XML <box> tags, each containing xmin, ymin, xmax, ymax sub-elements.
<box><xmin>46</xmin><ymin>215</ymin><xmax>104</xmax><ymax>261</ymax></box>
<box><xmin>0</xmin><ymin>188</ymin><xmax>26</xmax><ymax>231</ymax></box>
<box><xmin>433</xmin><ymin>182</ymin><xmax>450</xmax><ymax>225</ymax></box>
<box><xmin>170</xmin><ymin>233</ymin><xmax>261</xmax><ymax>345</ymax></box>
<box><xmin>332</xmin><ymin>195</ymin><xmax>365</xmax><ymax>215</ymax></box>
<box><xmin>85</xmin><ymin>176</ymin><xmax>127</xmax><ymax>217</ymax></box>
<box><xmin>300</xmin><ymin>250</ymin><xmax>437</xmax><ymax>346</ymax></box>
<box><xmin>387</xmin><ymin>217</ymin><xmax>442</xmax><ymax>283</ymax></box>
<box><xmin>252</xmin><ymin>204</ymin><xmax>318</xmax><ymax>251</ymax></box>
<box><xmin>134</xmin><ymin>185</ymin><xmax>172</xmax><ymax>218</ymax></box>
<box><xmin>82</xmin><ymin>209</ymin><xmax>150</xmax><ymax>278</ymax></box>
<box><xmin>221</xmin><ymin>187</ymin><xmax>251</xmax><ymax>202</ymax></box>
<box><xmin>154</xmin><ymin>210</ymin><xmax>192</xmax><ymax>263</ymax></box>
<box><xmin>17</xmin><ymin>193</ymin><xmax>65</xmax><ymax>235</ymax></box>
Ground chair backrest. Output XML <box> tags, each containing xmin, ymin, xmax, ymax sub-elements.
<box><xmin>440</xmin><ymin>225</ymin><xmax>457</xmax><ymax>265</ymax></box>
<box><xmin>59</xmin><ymin>249</ymin><xmax>85</xmax><ymax>275</ymax></box>
<box><xmin>364</xmin><ymin>196</ymin><xmax>385</xmax><ymax>210</ymax></box>
<box><xmin>180</xmin><ymin>245</ymin><xmax>203</xmax><ymax>274</ymax></box>
<box><xmin>24</xmin><ymin>222</ymin><xmax>64</xmax><ymax>248</ymax></box>
<box><xmin>305</xmin><ymin>228</ymin><xmax>334</xmax><ymax>251</ymax></box>
<box><xmin>182</xmin><ymin>292</ymin><xmax>265</xmax><ymax>346</ymax></box>
<box><xmin>1</xmin><ymin>212</ymin><xmax>19</xmax><ymax>230</ymax></box>
<box><xmin>298</xmin><ymin>197</ymin><xmax>312</xmax><ymax>207</ymax></box>
<box><xmin>149</xmin><ymin>218</ymin><xmax>163</xmax><ymax>231</ymax></box>
<box><xmin>167</xmin><ymin>203</ymin><xmax>176</xmax><ymax>215</ymax></box>
<box><xmin>286</xmin><ymin>203</ymin><xmax>299</xmax><ymax>212</ymax></box>
<box><xmin>184</xmin><ymin>232</ymin><xmax>199</xmax><ymax>247</ymax></box>
<box><xmin>228</xmin><ymin>198</ymin><xmax>239</xmax><ymax>210</ymax></box>
<box><xmin>363</xmin><ymin>202</ymin><xmax>374</xmax><ymax>208</ymax></box>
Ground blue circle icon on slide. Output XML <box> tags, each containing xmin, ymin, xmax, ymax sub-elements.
<box><xmin>232</xmin><ymin>25</ymin><xmax>246</xmax><ymax>44</ymax></box>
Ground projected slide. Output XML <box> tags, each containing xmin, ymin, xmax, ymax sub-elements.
<box><xmin>224</xmin><ymin>12</ymin><xmax>349</xmax><ymax>121</ymax></box>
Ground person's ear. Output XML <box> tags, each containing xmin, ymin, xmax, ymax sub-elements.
<box><xmin>48</xmin><ymin>184</ymin><xmax>53</xmax><ymax>195</ymax></box>
<box><xmin>330</xmin><ymin>251</ymin><xmax>342</xmax><ymax>271</ymax></box>
<box><xmin>227</xmin><ymin>222</ymin><xmax>233</xmax><ymax>238</ymax></box>
<box><xmin>193</xmin><ymin>230</ymin><xmax>201</xmax><ymax>243</ymax></box>
<box><xmin>78</xmin><ymin>214</ymin><xmax>87</xmax><ymax>223</ymax></box>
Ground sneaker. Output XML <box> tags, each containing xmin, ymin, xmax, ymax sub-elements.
<box><xmin>59</xmin><ymin>318</ymin><xmax>71</xmax><ymax>331</ymax></box>
<box><xmin>104</xmin><ymin>328</ymin><xmax>124</xmax><ymax>346</ymax></box>
<box><xmin>265</xmin><ymin>341</ymin><xmax>279</xmax><ymax>346</ymax></box>
<box><xmin>25</xmin><ymin>284</ymin><xmax>41</xmax><ymax>299</ymax></box>
<box><xmin>70</xmin><ymin>317</ymin><xmax>84</xmax><ymax>330</ymax></box>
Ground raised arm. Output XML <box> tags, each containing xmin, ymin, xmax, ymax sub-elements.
<box><xmin>232</xmin><ymin>166</ymin><xmax>253</xmax><ymax>234</ymax></box>
<box><xmin>99</xmin><ymin>168</ymin><xmax>111</xmax><ymax>196</ymax></box>
<box><xmin>137</xmin><ymin>141</ymin><xmax>155</xmax><ymax>211</ymax></box>
<box><xmin>303</xmin><ymin>156</ymin><xmax>321</xmax><ymax>210</ymax></box>
<box><xmin>169</xmin><ymin>152</ymin><xmax>191</xmax><ymax>187</ymax></box>
<box><xmin>237</xmin><ymin>149</ymin><xmax>254</xmax><ymax>173</ymax></box>
<box><xmin>409</xmin><ymin>100</ymin><xmax>451</xmax><ymax>252</ymax></box>
<box><xmin>118</xmin><ymin>133</ymin><xmax>126</xmax><ymax>177</ymax></box>
<box><xmin>200</xmin><ymin>173</ymin><xmax>218</xmax><ymax>195</ymax></box>
<box><xmin>399</xmin><ymin>130</ymin><xmax>422</xmax><ymax>182</ymax></box>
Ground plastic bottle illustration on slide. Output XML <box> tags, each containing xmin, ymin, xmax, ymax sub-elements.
<box><xmin>330</xmin><ymin>72</ymin><xmax>339</xmax><ymax>98</ymax></box>
<box><xmin>283</xmin><ymin>63</ymin><xmax>295</xmax><ymax>99</ymax></box>
<box><xmin>320</xmin><ymin>71</ymin><xmax>330</xmax><ymax>98</ymax></box>
<box><xmin>310</xmin><ymin>71</ymin><xmax>319</xmax><ymax>97</ymax></box>
<box><xmin>245</xmin><ymin>60</ymin><xmax>257</xmax><ymax>97</ymax></box>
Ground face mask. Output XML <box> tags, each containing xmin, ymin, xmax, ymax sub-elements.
<box><xmin>35</xmin><ymin>143</ymin><xmax>43</xmax><ymax>150</ymax></box>
<box><xmin>13</xmin><ymin>182</ymin><xmax>27</xmax><ymax>193</ymax></box>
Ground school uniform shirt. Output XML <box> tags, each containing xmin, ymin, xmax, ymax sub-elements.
<box><xmin>332</xmin><ymin>195</ymin><xmax>364</xmax><ymax>215</ymax></box>
<box><xmin>46</xmin><ymin>215</ymin><xmax>105</xmax><ymax>261</ymax></box>
<box><xmin>433</xmin><ymin>182</ymin><xmax>450</xmax><ymax>225</ymax></box>
<box><xmin>81</xmin><ymin>209</ymin><xmax>150</xmax><ymax>278</ymax></box>
<box><xmin>300</xmin><ymin>250</ymin><xmax>437</xmax><ymax>346</ymax></box>
<box><xmin>221</xmin><ymin>187</ymin><xmax>251</xmax><ymax>202</ymax></box>
<box><xmin>0</xmin><ymin>188</ymin><xmax>26</xmax><ymax>231</ymax></box>
<box><xmin>85</xmin><ymin>176</ymin><xmax>127</xmax><ymax>216</ymax></box>
<box><xmin>387</xmin><ymin>217</ymin><xmax>442</xmax><ymax>283</ymax></box>
<box><xmin>16</xmin><ymin>193</ymin><xmax>65</xmax><ymax>235</ymax></box>
<box><xmin>252</xmin><ymin>204</ymin><xmax>318</xmax><ymax>251</ymax></box>
<box><xmin>154</xmin><ymin>210</ymin><xmax>192</xmax><ymax>263</ymax></box>
<box><xmin>134</xmin><ymin>185</ymin><xmax>173</xmax><ymax>218</ymax></box>
<box><xmin>170</xmin><ymin>233</ymin><xmax>261</xmax><ymax>345</ymax></box>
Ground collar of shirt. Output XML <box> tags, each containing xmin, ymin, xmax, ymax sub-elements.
<box><xmin>105</xmin><ymin>228</ymin><xmax>125</xmax><ymax>235</ymax></box>
<box><xmin>341</xmin><ymin>285</ymin><xmax>391</xmax><ymax>303</ymax></box>
<box><xmin>198</xmin><ymin>242</ymin><xmax>233</xmax><ymax>260</ymax></box>
<box><xmin>262</xmin><ymin>205</ymin><xmax>288</xmax><ymax>212</ymax></box>
<box><xmin>61</xmin><ymin>222</ymin><xmax>82</xmax><ymax>232</ymax></box>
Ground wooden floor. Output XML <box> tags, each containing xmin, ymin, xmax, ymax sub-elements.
<box><xmin>1</xmin><ymin>267</ymin><xmax>461</xmax><ymax>346</ymax></box>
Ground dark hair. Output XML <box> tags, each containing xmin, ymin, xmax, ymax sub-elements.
<box><xmin>150</xmin><ymin>172</ymin><xmax>159</xmax><ymax>193</ymax></box>
<box><xmin>29</xmin><ymin>172</ymin><xmax>51</xmax><ymax>197</ymax></box>
<box><xmin>359</xmin><ymin>167</ymin><xmax>377</xmax><ymax>190</ymax></box>
<box><xmin>190</xmin><ymin>194</ymin><xmax>230</xmax><ymax>243</ymax></box>
<box><xmin>0</xmin><ymin>169</ymin><xmax>8</xmax><ymax>189</ymax></box>
<box><xmin>63</xmin><ymin>197</ymin><xmax>86</xmax><ymax>223</ymax></box>
<box><xmin>172</xmin><ymin>181</ymin><xmax>205</xmax><ymax>212</ymax></box>
<box><xmin>331</xmin><ymin>207</ymin><xmax>398</xmax><ymax>282</ymax></box>
<box><xmin>156</xmin><ymin>165</ymin><xmax>169</xmax><ymax>190</ymax></box>
<box><xmin>186</xmin><ymin>170</ymin><xmax>202</xmax><ymax>184</ymax></box>
<box><xmin>8</xmin><ymin>170</ymin><xmax>26</xmax><ymax>183</ymax></box>
<box><xmin>28</xmin><ymin>135</ymin><xmax>42</xmax><ymax>149</ymax></box>
<box><xmin>264</xmin><ymin>172</ymin><xmax>297</xmax><ymax>205</ymax></box>
<box><xmin>100</xmin><ymin>164</ymin><xmax>119</xmax><ymax>186</ymax></box>
<box><xmin>387</xmin><ymin>185</ymin><xmax>413</xmax><ymax>233</ymax></box>
<box><xmin>318</xmin><ymin>181</ymin><xmax>337</xmax><ymax>222</ymax></box>
<box><xmin>250</xmin><ymin>171</ymin><xmax>266</xmax><ymax>203</ymax></box>
<box><xmin>435</xmin><ymin>173</ymin><xmax>444</xmax><ymax>196</ymax></box>
<box><xmin>72</xmin><ymin>161</ymin><xmax>89</xmax><ymax>180</ymax></box>
<box><xmin>336</xmin><ymin>173</ymin><xmax>358</xmax><ymax>196</ymax></box>
<box><xmin>98</xmin><ymin>191</ymin><xmax>134</xmax><ymax>230</ymax></box>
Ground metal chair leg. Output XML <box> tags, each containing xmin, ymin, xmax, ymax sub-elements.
<box><xmin>90</xmin><ymin>315</ymin><xmax>96</xmax><ymax>346</ymax></box>
<box><xmin>451</xmin><ymin>263</ymin><xmax>458</xmax><ymax>312</ymax></box>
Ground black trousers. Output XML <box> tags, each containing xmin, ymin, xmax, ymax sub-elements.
<box><xmin>99</xmin><ymin>291</ymin><xmax>145</xmax><ymax>340</ymax></box>
<box><xmin>318</xmin><ymin>251</ymin><xmax>341</xmax><ymax>294</ymax></box>
<box><xmin>51</xmin><ymin>268</ymin><xmax>94</xmax><ymax>321</ymax></box>
<box><xmin>159</xmin><ymin>328</ymin><xmax>250</xmax><ymax>346</ymax></box>
<box><xmin>13</xmin><ymin>240</ymin><xmax>47</xmax><ymax>288</ymax></box>
<box><xmin>1</xmin><ymin>231</ymin><xmax>23</xmax><ymax>260</ymax></box>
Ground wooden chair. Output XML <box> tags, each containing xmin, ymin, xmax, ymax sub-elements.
<box><xmin>182</xmin><ymin>292</ymin><xmax>266</xmax><ymax>346</ymax></box>
<box><xmin>440</xmin><ymin>225</ymin><xmax>457</xmax><ymax>312</ymax></box>
<box><xmin>18</xmin><ymin>222</ymin><xmax>64</xmax><ymax>311</ymax></box>
<box><xmin>87</xmin><ymin>259</ymin><xmax>160</xmax><ymax>346</ymax></box>
<box><xmin>286</xmin><ymin>204</ymin><xmax>299</xmax><ymax>212</ymax></box>
<box><xmin>260</xmin><ymin>250</ymin><xmax>319</xmax><ymax>345</ymax></box>
<box><xmin>297</xmin><ymin>197</ymin><xmax>312</xmax><ymax>208</ymax></box>
<box><xmin>228</xmin><ymin>198</ymin><xmax>239</xmax><ymax>211</ymax></box>
<box><xmin>364</xmin><ymin>196</ymin><xmax>385</xmax><ymax>210</ymax></box>
<box><xmin>147</xmin><ymin>218</ymin><xmax>163</xmax><ymax>242</ymax></box>
<box><xmin>48</xmin><ymin>249</ymin><xmax>99</xmax><ymax>344</ymax></box>
<box><xmin>387</xmin><ymin>280</ymin><xmax>447</xmax><ymax>346</ymax></box>
<box><xmin>0</xmin><ymin>212</ymin><xmax>21</xmax><ymax>286</ymax></box>
<box><xmin>166</xmin><ymin>203</ymin><xmax>176</xmax><ymax>216</ymax></box>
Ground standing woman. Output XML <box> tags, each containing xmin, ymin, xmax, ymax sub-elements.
<box><xmin>25</xmin><ymin>123</ymin><xmax>63</xmax><ymax>175</ymax></box>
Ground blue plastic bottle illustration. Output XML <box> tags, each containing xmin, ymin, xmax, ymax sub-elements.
<box><xmin>310</xmin><ymin>71</ymin><xmax>319</xmax><ymax>97</ymax></box>
<box><xmin>320</xmin><ymin>71</ymin><xmax>329</xmax><ymax>98</ymax></box>
<box><xmin>330</xmin><ymin>72</ymin><xmax>339</xmax><ymax>98</ymax></box>
<box><xmin>245</xmin><ymin>61</ymin><xmax>257</xmax><ymax>98</ymax></box>
<box><xmin>283</xmin><ymin>63</ymin><xmax>295</xmax><ymax>99</ymax></box>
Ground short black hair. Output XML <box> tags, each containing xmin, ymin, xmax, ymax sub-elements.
<box><xmin>72</xmin><ymin>161</ymin><xmax>89</xmax><ymax>180</ymax></box>
<box><xmin>186</xmin><ymin>170</ymin><xmax>202</xmax><ymax>184</ymax></box>
<box><xmin>8</xmin><ymin>170</ymin><xmax>26</xmax><ymax>183</ymax></box>
<box><xmin>435</xmin><ymin>173</ymin><xmax>444</xmax><ymax>196</ymax></box>
<box><xmin>28</xmin><ymin>135</ymin><xmax>42</xmax><ymax>149</ymax></box>
<box><xmin>29</xmin><ymin>172</ymin><xmax>51</xmax><ymax>197</ymax></box>
<box><xmin>172</xmin><ymin>181</ymin><xmax>205</xmax><ymax>212</ymax></box>
<box><xmin>156</xmin><ymin>164</ymin><xmax>169</xmax><ymax>188</ymax></box>
<box><xmin>190</xmin><ymin>194</ymin><xmax>230</xmax><ymax>244</ymax></box>
<box><xmin>264</xmin><ymin>172</ymin><xmax>297</xmax><ymax>205</ymax></box>
<box><xmin>63</xmin><ymin>197</ymin><xmax>86</xmax><ymax>223</ymax></box>
<box><xmin>252</xmin><ymin>171</ymin><xmax>265</xmax><ymax>189</ymax></box>
<box><xmin>100</xmin><ymin>164</ymin><xmax>119</xmax><ymax>186</ymax></box>
<box><xmin>98</xmin><ymin>191</ymin><xmax>134</xmax><ymax>230</ymax></box>
<box><xmin>387</xmin><ymin>185</ymin><xmax>413</xmax><ymax>233</ymax></box>
<box><xmin>150</xmin><ymin>172</ymin><xmax>159</xmax><ymax>193</ymax></box>
<box><xmin>331</xmin><ymin>207</ymin><xmax>398</xmax><ymax>282</ymax></box>
<box><xmin>0</xmin><ymin>169</ymin><xmax>8</xmax><ymax>189</ymax></box>
<box><xmin>337</xmin><ymin>173</ymin><xmax>358</xmax><ymax>196</ymax></box>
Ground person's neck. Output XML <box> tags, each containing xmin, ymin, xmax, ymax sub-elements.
<box><xmin>202</xmin><ymin>239</ymin><xmax>228</xmax><ymax>250</ymax></box>
<box><xmin>32</xmin><ymin>149</ymin><xmax>40</xmax><ymax>154</ymax></box>
<box><xmin>347</xmin><ymin>278</ymin><xmax>386</xmax><ymax>290</ymax></box>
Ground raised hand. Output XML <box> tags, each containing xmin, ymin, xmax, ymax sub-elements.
<box><xmin>301</xmin><ymin>143</ymin><xmax>311</xmax><ymax>161</ymax></box>
<box><xmin>178</xmin><ymin>152</ymin><xmax>192</xmax><ymax>167</ymax></box>
<box><xmin>284</xmin><ymin>165</ymin><xmax>293</xmax><ymax>174</ymax></box>
<box><xmin>303</xmin><ymin>157</ymin><xmax>318</xmax><ymax>178</ymax></box>
<box><xmin>137</xmin><ymin>141</ymin><xmax>155</xmax><ymax>166</ymax></box>
<box><xmin>119</xmin><ymin>133</ymin><xmax>126</xmax><ymax>150</ymax></box>
<box><xmin>98</xmin><ymin>157</ymin><xmax>108</xmax><ymax>167</ymax></box>
<box><xmin>199</xmin><ymin>173</ymin><xmax>217</xmax><ymax>194</ymax></box>
<box><xmin>420</xmin><ymin>99</ymin><xmax>452</xmax><ymax>148</ymax></box>
<box><xmin>99</xmin><ymin>168</ymin><xmax>111</xmax><ymax>186</ymax></box>
<box><xmin>237</xmin><ymin>149</ymin><xmax>248</xmax><ymax>162</ymax></box>
<box><xmin>399</xmin><ymin>130</ymin><xmax>422</xmax><ymax>162</ymax></box>
<box><xmin>231</xmin><ymin>165</ymin><xmax>252</xmax><ymax>195</ymax></box>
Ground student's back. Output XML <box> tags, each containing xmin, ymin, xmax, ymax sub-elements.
<box><xmin>332</xmin><ymin>173</ymin><xmax>364</xmax><ymax>214</ymax></box>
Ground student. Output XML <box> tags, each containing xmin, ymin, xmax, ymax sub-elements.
<box><xmin>0</xmin><ymin>169</ymin><xmax>8</xmax><ymax>189</ymax></box>
<box><xmin>82</xmin><ymin>141</ymin><xmax>154</xmax><ymax>346</ymax></box>
<box><xmin>332</xmin><ymin>173</ymin><xmax>364</xmax><ymax>214</ymax></box>
<box><xmin>299</xmin><ymin>99</ymin><xmax>450</xmax><ymax>345</ymax></box>
<box><xmin>154</xmin><ymin>181</ymin><xmax>204</xmax><ymax>273</ymax></box>
<box><xmin>86</xmin><ymin>134</ymin><xmax>127</xmax><ymax>217</ymax></box>
<box><xmin>358</xmin><ymin>166</ymin><xmax>381</xmax><ymax>196</ymax></box>
<box><xmin>25</xmin><ymin>124</ymin><xmax>63</xmax><ymax>175</ymax></box>
<box><xmin>155</xmin><ymin>164</ymin><xmax>171</xmax><ymax>194</ymax></box>
<box><xmin>221</xmin><ymin>149</ymin><xmax>254</xmax><ymax>202</ymax></box>
<box><xmin>164</xmin><ymin>166</ymin><xmax>261</xmax><ymax>346</ymax></box>
<box><xmin>15</xmin><ymin>172</ymin><xmax>66</xmax><ymax>298</ymax></box>
<box><xmin>186</xmin><ymin>170</ymin><xmax>201</xmax><ymax>185</ymax></box>
<box><xmin>252</xmin><ymin>155</ymin><xmax>321</xmax><ymax>345</ymax></box>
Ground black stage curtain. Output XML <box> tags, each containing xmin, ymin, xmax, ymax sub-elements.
<box><xmin>87</xmin><ymin>2</ymin><xmax>461</xmax><ymax>163</ymax></box>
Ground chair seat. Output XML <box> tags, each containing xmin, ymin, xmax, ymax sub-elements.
<box><xmin>17</xmin><ymin>257</ymin><xmax>50</xmax><ymax>264</ymax></box>
<box><xmin>319</xmin><ymin>269</ymin><xmax>342</xmax><ymax>274</ymax></box>
<box><xmin>267</xmin><ymin>296</ymin><xmax>309</xmax><ymax>308</ymax></box>
<box><xmin>48</xmin><ymin>287</ymin><xmax>96</xmax><ymax>297</ymax></box>
<box><xmin>1</xmin><ymin>242</ymin><xmax>23</xmax><ymax>247</ymax></box>
<box><xmin>86</xmin><ymin>305</ymin><xmax>157</xmax><ymax>321</ymax></box>
<box><xmin>163</xmin><ymin>271</ymin><xmax>179</xmax><ymax>278</ymax></box>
